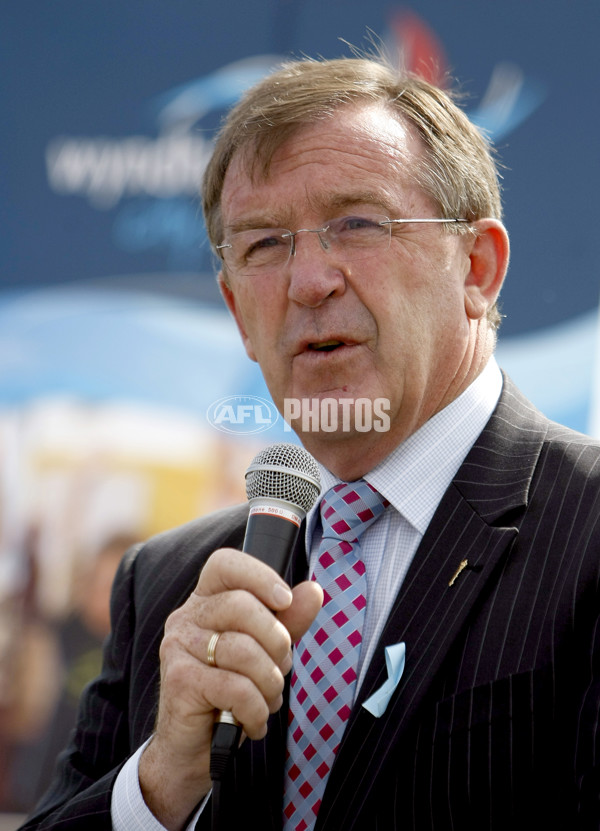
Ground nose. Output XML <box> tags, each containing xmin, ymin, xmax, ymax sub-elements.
<box><xmin>286</xmin><ymin>230</ymin><xmax>347</xmax><ymax>308</ymax></box>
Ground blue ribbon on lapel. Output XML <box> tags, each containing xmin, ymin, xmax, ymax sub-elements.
<box><xmin>362</xmin><ymin>642</ymin><xmax>406</xmax><ymax>717</ymax></box>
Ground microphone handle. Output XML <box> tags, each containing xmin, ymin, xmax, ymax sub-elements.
<box><xmin>242</xmin><ymin>507</ymin><xmax>303</xmax><ymax>574</ymax></box>
<box><xmin>211</xmin><ymin>501</ymin><xmax>304</xmax><ymax>779</ymax></box>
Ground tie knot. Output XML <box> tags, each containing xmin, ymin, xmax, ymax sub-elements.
<box><xmin>320</xmin><ymin>480</ymin><xmax>389</xmax><ymax>543</ymax></box>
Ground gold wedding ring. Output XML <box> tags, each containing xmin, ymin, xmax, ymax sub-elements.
<box><xmin>206</xmin><ymin>631</ymin><xmax>221</xmax><ymax>667</ymax></box>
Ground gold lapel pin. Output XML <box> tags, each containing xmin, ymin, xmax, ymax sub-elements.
<box><xmin>448</xmin><ymin>559</ymin><xmax>469</xmax><ymax>587</ymax></box>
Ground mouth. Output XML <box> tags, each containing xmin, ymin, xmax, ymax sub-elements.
<box><xmin>307</xmin><ymin>339</ymin><xmax>345</xmax><ymax>352</ymax></box>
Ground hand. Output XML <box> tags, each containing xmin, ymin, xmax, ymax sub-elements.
<box><xmin>138</xmin><ymin>547</ymin><xmax>323</xmax><ymax>831</ymax></box>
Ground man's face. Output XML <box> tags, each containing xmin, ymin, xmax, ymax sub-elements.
<box><xmin>219</xmin><ymin>103</ymin><xmax>494</xmax><ymax>473</ymax></box>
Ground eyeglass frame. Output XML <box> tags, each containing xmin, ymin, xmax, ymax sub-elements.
<box><xmin>215</xmin><ymin>215</ymin><xmax>471</xmax><ymax>275</ymax></box>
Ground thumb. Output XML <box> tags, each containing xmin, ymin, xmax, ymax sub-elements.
<box><xmin>277</xmin><ymin>580</ymin><xmax>323</xmax><ymax>644</ymax></box>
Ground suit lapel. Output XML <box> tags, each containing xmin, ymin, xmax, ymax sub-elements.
<box><xmin>316</xmin><ymin>376</ymin><xmax>550</xmax><ymax>829</ymax></box>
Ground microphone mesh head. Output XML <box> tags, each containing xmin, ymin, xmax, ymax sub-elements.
<box><xmin>245</xmin><ymin>443</ymin><xmax>321</xmax><ymax>514</ymax></box>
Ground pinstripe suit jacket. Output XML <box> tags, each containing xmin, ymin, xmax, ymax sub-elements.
<box><xmin>21</xmin><ymin>377</ymin><xmax>600</xmax><ymax>830</ymax></box>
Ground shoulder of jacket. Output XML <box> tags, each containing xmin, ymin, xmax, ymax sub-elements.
<box><xmin>125</xmin><ymin>502</ymin><xmax>249</xmax><ymax>575</ymax></box>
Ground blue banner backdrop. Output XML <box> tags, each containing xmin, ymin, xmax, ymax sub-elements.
<box><xmin>1</xmin><ymin>1</ymin><xmax>599</xmax><ymax>432</ymax></box>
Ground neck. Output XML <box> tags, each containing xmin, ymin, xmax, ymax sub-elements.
<box><xmin>301</xmin><ymin>429</ymin><xmax>405</xmax><ymax>481</ymax></box>
<box><xmin>299</xmin><ymin>340</ymin><xmax>496</xmax><ymax>481</ymax></box>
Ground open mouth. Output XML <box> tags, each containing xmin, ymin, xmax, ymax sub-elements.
<box><xmin>308</xmin><ymin>340</ymin><xmax>344</xmax><ymax>352</ymax></box>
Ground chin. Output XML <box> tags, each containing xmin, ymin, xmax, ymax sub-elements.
<box><xmin>282</xmin><ymin>395</ymin><xmax>392</xmax><ymax>439</ymax></box>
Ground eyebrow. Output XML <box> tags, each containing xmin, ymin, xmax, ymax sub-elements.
<box><xmin>321</xmin><ymin>191</ymin><xmax>396</xmax><ymax>216</ymax></box>
<box><xmin>224</xmin><ymin>216</ymin><xmax>285</xmax><ymax>235</ymax></box>
<box><xmin>223</xmin><ymin>190</ymin><xmax>403</xmax><ymax>235</ymax></box>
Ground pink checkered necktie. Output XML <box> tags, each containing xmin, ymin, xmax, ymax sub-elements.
<box><xmin>283</xmin><ymin>480</ymin><xmax>389</xmax><ymax>831</ymax></box>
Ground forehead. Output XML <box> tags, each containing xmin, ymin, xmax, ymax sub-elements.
<box><xmin>220</xmin><ymin>103</ymin><xmax>429</xmax><ymax>227</ymax></box>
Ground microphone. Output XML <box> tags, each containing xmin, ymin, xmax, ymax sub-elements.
<box><xmin>243</xmin><ymin>441</ymin><xmax>322</xmax><ymax>572</ymax></box>
<box><xmin>210</xmin><ymin>443</ymin><xmax>321</xmax><ymax>791</ymax></box>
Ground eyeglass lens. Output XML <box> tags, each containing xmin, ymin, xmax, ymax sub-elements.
<box><xmin>222</xmin><ymin>214</ymin><xmax>391</xmax><ymax>275</ymax></box>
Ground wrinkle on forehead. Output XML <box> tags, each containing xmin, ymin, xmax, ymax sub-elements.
<box><xmin>238</xmin><ymin>102</ymin><xmax>423</xmax><ymax>185</ymax></box>
<box><xmin>221</xmin><ymin>103</ymin><xmax>430</xmax><ymax>228</ymax></box>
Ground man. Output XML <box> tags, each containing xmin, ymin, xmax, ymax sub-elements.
<box><xmin>21</xmin><ymin>57</ymin><xmax>600</xmax><ymax>830</ymax></box>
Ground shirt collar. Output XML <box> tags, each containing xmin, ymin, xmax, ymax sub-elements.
<box><xmin>306</xmin><ymin>357</ymin><xmax>503</xmax><ymax>545</ymax></box>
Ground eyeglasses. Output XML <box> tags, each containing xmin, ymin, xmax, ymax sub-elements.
<box><xmin>216</xmin><ymin>213</ymin><xmax>470</xmax><ymax>277</ymax></box>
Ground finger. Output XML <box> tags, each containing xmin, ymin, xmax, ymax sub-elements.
<box><xmin>277</xmin><ymin>580</ymin><xmax>324</xmax><ymax>644</ymax></box>
<box><xmin>157</xmin><ymin>641</ymin><xmax>273</xmax><ymax>741</ymax></box>
<box><xmin>202</xmin><ymin>629</ymin><xmax>290</xmax><ymax>706</ymax></box>
<box><xmin>208</xmin><ymin>668</ymin><xmax>274</xmax><ymax>738</ymax></box>
<box><xmin>196</xmin><ymin>548</ymin><xmax>294</xmax><ymax>612</ymax></box>
<box><xmin>174</xmin><ymin>587</ymin><xmax>293</xmax><ymax>670</ymax></box>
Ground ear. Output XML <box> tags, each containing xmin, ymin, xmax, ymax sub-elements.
<box><xmin>218</xmin><ymin>272</ymin><xmax>258</xmax><ymax>362</ymax></box>
<box><xmin>463</xmin><ymin>219</ymin><xmax>510</xmax><ymax>320</ymax></box>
